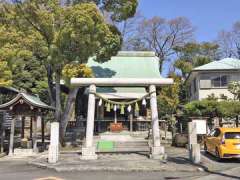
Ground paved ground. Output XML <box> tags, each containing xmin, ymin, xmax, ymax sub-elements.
<box><xmin>28</xmin><ymin>147</ymin><xmax>206</xmax><ymax>172</ymax></box>
<box><xmin>0</xmin><ymin>147</ymin><xmax>240</xmax><ymax>180</ymax></box>
<box><xmin>0</xmin><ymin>160</ymin><xmax>206</xmax><ymax>180</ymax></box>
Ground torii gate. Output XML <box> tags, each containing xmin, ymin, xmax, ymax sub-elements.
<box><xmin>48</xmin><ymin>77</ymin><xmax>173</xmax><ymax>163</ymax></box>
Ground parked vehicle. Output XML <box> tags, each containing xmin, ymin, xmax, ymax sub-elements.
<box><xmin>204</xmin><ymin>128</ymin><xmax>240</xmax><ymax>160</ymax></box>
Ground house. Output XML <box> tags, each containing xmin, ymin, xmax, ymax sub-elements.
<box><xmin>186</xmin><ymin>58</ymin><xmax>240</xmax><ymax>101</ymax></box>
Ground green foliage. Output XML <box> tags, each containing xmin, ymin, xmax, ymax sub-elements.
<box><xmin>184</xmin><ymin>100</ymin><xmax>218</xmax><ymax>117</ymax></box>
<box><xmin>184</xmin><ymin>100</ymin><xmax>240</xmax><ymax>118</ymax></box>
<box><xmin>157</xmin><ymin>73</ymin><xmax>181</xmax><ymax>117</ymax></box>
<box><xmin>72</xmin><ymin>0</ymin><xmax>138</xmax><ymax>22</ymax></box>
<box><xmin>217</xmin><ymin>101</ymin><xmax>240</xmax><ymax>118</ymax></box>
<box><xmin>62</xmin><ymin>63</ymin><xmax>93</xmax><ymax>86</ymax></box>
<box><xmin>0</xmin><ymin>4</ymin><xmax>47</xmax><ymax>98</ymax></box>
<box><xmin>0</xmin><ymin>60</ymin><xmax>12</xmax><ymax>86</ymax></box>
<box><xmin>103</xmin><ymin>0</ymin><xmax>138</xmax><ymax>22</ymax></box>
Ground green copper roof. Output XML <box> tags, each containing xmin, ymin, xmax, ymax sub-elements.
<box><xmin>87</xmin><ymin>51</ymin><xmax>161</xmax><ymax>95</ymax></box>
<box><xmin>194</xmin><ymin>58</ymin><xmax>240</xmax><ymax>71</ymax></box>
<box><xmin>0</xmin><ymin>92</ymin><xmax>54</xmax><ymax>110</ymax></box>
<box><xmin>87</xmin><ymin>51</ymin><xmax>161</xmax><ymax>78</ymax></box>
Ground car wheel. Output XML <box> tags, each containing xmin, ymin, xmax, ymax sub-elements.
<box><xmin>215</xmin><ymin>148</ymin><xmax>222</xmax><ymax>162</ymax></box>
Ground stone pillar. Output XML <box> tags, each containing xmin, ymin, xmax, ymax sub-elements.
<box><xmin>8</xmin><ymin>117</ymin><xmax>15</xmax><ymax>156</ymax></box>
<box><xmin>188</xmin><ymin>122</ymin><xmax>200</xmax><ymax>163</ymax></box>
<box><xmin>149</xmin><ymin>85</ymin><xmax>164</xmax><ymax>159</ymax></box>
<box><xmin>81</xmin><ymin>84</ymin><xmax>97</xmax><ymax>160</ymax></box>
<box><xmin>48</xmin><ymin>122</ymin><xmax>59</xmax><ymax>163</ymax></box>
<box><xmin>32</xmin><ymin>117</ymin><xmax>38</xmax><ymax>152</ymax></box>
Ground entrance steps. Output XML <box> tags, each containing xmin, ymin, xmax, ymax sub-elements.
<box><xmin>92</xmin><ymin>133</ymin><xmax>150</xmax><ymax>153</ymax></box>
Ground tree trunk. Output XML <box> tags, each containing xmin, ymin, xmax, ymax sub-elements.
<box><xmin>75</xmin><ymin>88</ymin><xmax>87</xmax><ymax>120</ymax></box>
<box><xmin>59</xmin><ymin>87</ymin><xmax>79</xmax><ymax>145</ymax></box>
<box><xmin>46</xmin><ymin>65</ymin><xmax>55</xmax><ymax>107</ymax></box>
<box><xmin>55</xmin><ymin>68</ymin><xmax>62</xmax><ymax>123</ymax></box>
<box><xmin>156</xmin><ymin>54</ymin><xmax>164</xmax><ymax>73</ymax></box>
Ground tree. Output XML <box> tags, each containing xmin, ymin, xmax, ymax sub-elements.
<box><xmin>131</xmin><ymin>16</ymin><xmax>194</xmax><ymax>73</ymax></box>
<box><xmin>0</xmin><ymin>60</ymin><xmax>12</xmax><ymax>86</ymax></box>
<box><xmin>217</xmin><ymin>21</ymin><xmax>240</xmax><ymax>59</ymax></box>
<box><xmin>158</xmin><ymin>73</ymin><xmax>181</xmax><ymax>135</ymax></box>
<box><xmin>184</xmin><ymin>100</ymin><xmax>219</xmax><ymax>118</ymax></box>
<box><xmin>174</xmin><ymin>42</ymin><xmax>219</xmax><ymax>79</ymax></box>
<box><xmin>117</xmin><ymin>11</ymin><xmax>148</xmax><ymax>50</ymax></box>
<box><xmin>70</xmin><ymin>0</ymin><xmax>138</xmax><ymax>22</ymax></box>
<box><xmin>1</xmin><ymin>0</ymin><xmax>137</xmax><ymax>144</ymax></box>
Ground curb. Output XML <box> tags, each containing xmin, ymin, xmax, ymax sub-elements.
<box><xmin>29</xmin><ymin>160</ymin><xmax>201</xmax><ymax>173</ymax></box>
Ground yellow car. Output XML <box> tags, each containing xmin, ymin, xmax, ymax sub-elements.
<box><xmin>204</xmin><ymin>127</ymin><xmax>240</xmax><ymax>159</ymax></box>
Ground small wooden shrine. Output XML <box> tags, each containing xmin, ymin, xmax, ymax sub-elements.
<box><xmin>0</xmin><ymin>92</ymin><xmax>54</xmax><ymax>155</ymax></box>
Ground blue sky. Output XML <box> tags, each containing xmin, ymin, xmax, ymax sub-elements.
<box><xmin>138</xmin><ymin>0</ymin><xmax>240</xmax><ymax>42</ymax></box>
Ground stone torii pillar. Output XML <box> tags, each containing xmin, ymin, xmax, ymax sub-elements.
<box><xmin>81</xmin><ymin>84</ymin><xmax>97</xmax><ymax>160</ymax></box>
<box><xmin>149</xmin><ymin>85</ymin><xmax>164</xmax><ymax>159</ymax></box>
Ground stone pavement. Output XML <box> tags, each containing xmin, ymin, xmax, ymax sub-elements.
<box><xmin>194</xmin><ymin>166</ymin><xmax>240</xmax><ymax>180</ymax></box>
<box><xmin>1</xmin><ymin>146</ymin><xmax>240</xmax><ymax>179</ymax></box>
<box><xmin>28</xmin><ymin>146</ymin><xmax>206</xmax><ymax>172</ymax></box>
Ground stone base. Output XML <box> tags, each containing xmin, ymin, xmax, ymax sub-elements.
<box><xmin>48</xmin><ymin>145</ymin><xmax>59</xmax><ymax>164</ymax></box>
<box><xmin>80</xmin><ymin>147</ymin><xmax>98</xmax><ymax>160</ymax></box>
<box><xmin>189</xmin><ymin>144</ymin><xmax>201</xmax><ymax>163</ymax></box>
<box><xmin>150</xmin><ymin>146</ymin><xmax>165</xmax><ymax>160</ymax></box>
<box><xmin>9</xmin><ymin>148</ymin><xmax>35</xmax><ymax>157</ymax></box>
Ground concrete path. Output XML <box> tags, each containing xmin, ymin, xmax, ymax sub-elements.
<box><xmin>194</xmin><ymin>166</ymin><xmax>240</xmax><ymax>180</ymax></box>
<box><xmin>0</xmin><ymin>159</ymin><xmax>206</xmax><ymax>180</ymax></box>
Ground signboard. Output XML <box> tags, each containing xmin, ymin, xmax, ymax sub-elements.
<box><xmin>192</xmin><ymin>120</ymin><xmax>207</xmax><ymax>134</ymax></box>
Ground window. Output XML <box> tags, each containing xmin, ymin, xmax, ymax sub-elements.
<box><xmin>193</xmin><ymin>78</ymin><xmax>197</xmax><ymax>93</ymax></box>
<box><xmin>200</xmin><ymin>75</ymin><xmax>211</xmax><ymax>89</ymax></box>
<box><xmin>211</xmin><ymin>75</ymin><xmax>228</xmax><ymax>88</ymax></box>
<box><xmin>225</xmin><ymin>132</ymin><xmax>240</xmax><ymax>139</ymax></box>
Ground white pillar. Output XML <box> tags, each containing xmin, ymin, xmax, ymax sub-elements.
<box><xmin>8</xmin><ymin>117</ymin><xmax>15</xmax><ymax>156</ymax></box>
<box><xmin>81</xmin><ymin>84</ymin><xmax>97</xmax><ymax>160</ymax></box>
<box><xmin>149</xmin><ymin>85</ymin><xmax>164</xmax><ymax>159</ymax></box>
<box><xmin>48</xmin><ymin>122</ymin><xmax>59</xmax><ymax>163</ymax></box>
<box><xmin>188</xmin><ymin>122</ymin><xmax>200</xmax><ymax>163</ymax></box>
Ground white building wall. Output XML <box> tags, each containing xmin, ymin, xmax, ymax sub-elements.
<box><xmin>198</xmin><ymin>88</ymin><xmax>235</xmax><ymax>100</ymax></box>
<box><xmin>189</xmin><ymin>71</ymin><xmax>240</xmax><ymax>101</ymax></box>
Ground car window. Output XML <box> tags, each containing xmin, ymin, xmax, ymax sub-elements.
<box><xmin>225</xmin><ymin>132</ymin><xmax>240</xmax><ymax>139</ymax></box>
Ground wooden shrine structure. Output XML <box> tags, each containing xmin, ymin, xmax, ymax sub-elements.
<box><xmin>0</xmin><ymin>92</ymin><xmax>54</xmax><ymax>155</ymax></box>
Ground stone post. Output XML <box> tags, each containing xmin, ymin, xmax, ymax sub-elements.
<box><xmin>8</xmin><ymin>117</ymin><xmax>15</xmax><ymax>156</ymax></box>
<box><xmin>149</xmin><ymin>85</ymin><xmax>164</xmax><ymax>159</ymax></box>
<box><xmin>188</xmin><ymin>122</ymin><xmax>200</xmax><ymax>163</ymax></box>
<box><xmin>81</xmin><ymin>84</ymin><xmax>97</xmax><ymax>160</ymax></box>
<box><xmin>48</xmin><ymin>122</ymin><xmax>59</xmax><ymax>163</ymax></box>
